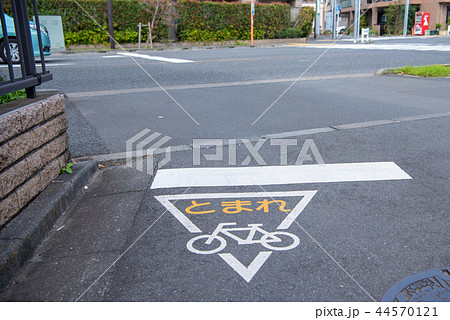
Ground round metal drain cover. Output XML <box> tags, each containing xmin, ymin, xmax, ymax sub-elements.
<box><xmin>379</xmin><ymin>268</ymin><xmax>450</xmax><ymax>302</ymax></box>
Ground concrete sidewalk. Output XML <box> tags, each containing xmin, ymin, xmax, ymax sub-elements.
<box><xmin>0</xmin><ymin>160</ymin><xmax>97</xmax><ymax>293</ymax></box>
<box><xmin>1</xmin><ymin>164</ymin><xmax>151</xmax><ymax>301</ymax></box>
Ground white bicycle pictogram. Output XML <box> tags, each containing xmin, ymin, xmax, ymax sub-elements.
<box><xmin>187</xmin><ymin>222</ymin><xmax>300</xmax><ymax>255</ymax></box>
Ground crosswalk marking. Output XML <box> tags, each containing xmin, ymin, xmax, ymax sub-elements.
<box><xmin>287</xmin><ymin>43</ymin><xmax>450</xmax><ymax>52</ymax></box>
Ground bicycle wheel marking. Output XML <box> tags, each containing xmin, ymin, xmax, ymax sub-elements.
<box><xmin>186</xmin><ymin>222</ymin><xmax>300</xmax><ymax>255</ymax></box>
<box><xmin>155</xmin><ymin>191</ymin><xmax>316</xmax><ymax>283</ymax></box>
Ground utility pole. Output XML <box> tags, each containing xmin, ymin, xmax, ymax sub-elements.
<box><xmin>403</xmin><ymin>0</ymin><xmax>410</xmax><ymax>37</ymax></box>
<box><xmin>314</xmin><ymin>0</ymin><xmax>320</xmax><ymax>39</ymax></box>
<box><xmin>331</xmin><ymin>0</ymin><xmax>336</xmax><ymax>39</ymax></box>
<box><xmin>107</xmin><ymin>0</ymin><xmax>115</xmax><ymax>49</ymax></box>
<box><xmin>353</xmin><ymin>0</ymin><xmax>360</xmax><ymax>43</ymax></box>
<box><xmin>357</xmin><ymin>0</ymin><xmax>361</xmax><ymax>41</ymax></box>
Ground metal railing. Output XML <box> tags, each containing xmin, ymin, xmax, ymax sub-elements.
<box><xmin>0</xmin><ymin>0</ymin><xmax>52</xmax><ymax>99</ymax></box>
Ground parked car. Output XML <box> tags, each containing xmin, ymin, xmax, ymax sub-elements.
<box><xmin>0</xmin><ymin>14</ymin><xmax>51</xmax><ymax>63</ymax></box>
<box><xmin>337</xmin><ymin>26</ymin><xmax>347</xmax><ymax>34</ymax></box>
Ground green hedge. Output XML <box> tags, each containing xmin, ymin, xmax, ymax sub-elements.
<box><xmin>176</xmin><ymin>1</ymin><xmax>291</xmax><ymax>41</ymax></box>
<box><xmin>18</xmin><ymin>0</ymin><xmax>292</xmax><ymax>45</ymax></box>
<box><xmin>35</xmin><ymin>0</ymin><xmax>168</xmax><ymax>44</ymax></box>
<box><xmin>294</xmin><ymin>6</ymin><xmax>315</xmax><ymax>37</ymax></box>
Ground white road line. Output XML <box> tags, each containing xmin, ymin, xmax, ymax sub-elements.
<box><xmin>340</xmin><ymin>36</ymin><xmax>440</xmax><ymax>41</ymax></box>
<box><xmin>301</xmin><ymin>44</ymin><xmax>450</xmax><ymax>52</ymax></box>
<box><xmin>72</xmin><ymin>112</ymin><xmax>450</xmax><ymax>166</ymax></box>
<box><xmin>117</xmin><ymin>52</ymin><xmax>193</xmax><ymax>63</ymax></box>
<box><xmin>12</xmin><ymin>63</ymin><xmax>76</xmax><ymax>67</ymax></box>
<box><xmin>150</xmin><ymin>162</ymin><xmax>412</xmax><ymax>189</ymax></box>
<box><xmin>102</xmin><ymin>55</ymin><xmax>127</xmax><ymax>58</ymax></box>
<box><xmin>66</xmin><ymin>73</ymin><xmax>372</xmax><ymax>99</ymax></box>
<box><xmin>46</xmin><ymin>63</ymin><xmax>77</xmax><ymax>67</ymax></box>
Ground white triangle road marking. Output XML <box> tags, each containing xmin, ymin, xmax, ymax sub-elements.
<box><xmin>218</xmin><ymin>251</ymin><xmax>272</xmax><ymax>283</ymax></box>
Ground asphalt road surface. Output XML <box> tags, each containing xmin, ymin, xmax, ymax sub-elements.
<box><xmin>36</xmin><ymin>36</ymin><xmax>450</xmax><ymax>156</ymax></box>
<box><xmin>2</xmin><ymin>36</ymin><xmax>449</xmax><ymax>303</ymax></box>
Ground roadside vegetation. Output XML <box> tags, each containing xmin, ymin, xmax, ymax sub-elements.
<box><xmin>0</xmin><ymin>89</ymin><xmax>26</xmax><ymax>105</ymax></box>
<box><xmin>391</xmin><ymin>65</ymin><xmax>450</xmax><ymax>77</ymax></box>
<box><xmin>0</xmin><ymin>71</ymin><xmax>26</xmax><ymax>105</ymax></box>
<box><xmin>4</xmin><ymin>0</ymin><xmax>314</xmax><ymax>45</ymax></box>
<box><xmin>385</xmin><ymin>1</ymin><xmax>417</xmax><ymax>35</ymax></box>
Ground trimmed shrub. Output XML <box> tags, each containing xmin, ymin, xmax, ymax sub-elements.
<box><xmin>385</xmin><ymin>1</ymin><xmax>403</xmax><ymax>35</ymax></box>
<box><xmin>64</xmin><ymin>29</ymin><xmax>142</xmax><ymax>45</ymax></box>
<box><xmin>274</xmin><ymin>27</ymin><xmax>301</xmax><ymax>39</ymax></box>
<box><xmin>176</xmin><ymin>1</ymin><xmax>291</xmax><ymax>41</ymax></box>
<box><xmin>294</xmin><ymin>6</ymin><xmax>315</xmax><ymax>37</ymax></box>
<box><xmin>35</xmin><ymin>0</ymin><xmax>168</xmax><ymax>44</ymax></box>
<box><xmin>20</xmin><ymin>0</ymin><xmax>291</xmax><ymax>44</ymax></box>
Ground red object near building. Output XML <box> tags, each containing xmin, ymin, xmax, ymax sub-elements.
<box><xmin>414</xmin><ymin>12</ymin><xmax>430</xmax><ymax>35</ymax></box>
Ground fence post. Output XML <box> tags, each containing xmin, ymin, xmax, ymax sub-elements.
<box><xmin>148</xmin><ymin>22</ymin><xmax>152</xmax><ymax>49</ymax></box>
<box><xmin>138</xmin><ymin>22</ymin><xmax>142</xmax><ymax>49</ymax></box>
<box><xmin>13</xmin><ymin>0</ymin><xmax>37</xmax><ymax>98</ymax></box>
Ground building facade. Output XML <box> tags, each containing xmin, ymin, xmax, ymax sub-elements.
<box><xmin>336</xmin><ymin>0</ymin><xmax>450</xmax><ymax>35</ymax></box>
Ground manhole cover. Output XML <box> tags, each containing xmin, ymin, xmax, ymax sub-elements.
<box><xmin>379</xmin><ymin>268</ymin><xmax>450</xmax><ymax>302</ymax></box>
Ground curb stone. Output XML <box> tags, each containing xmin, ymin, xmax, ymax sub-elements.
<box><xmin>54</xmin><ymin>38</ymin><xmax>310</xmax><ymax>54</ymax></box>
<box><xmin>0</xmin><ymin>160</ymin><xmax>98</xmax><ymax>294</ymax></box>
<box><xmin>375</xmin><ymin>65</ymin><xmax>450</xmax><ymax>78</ymax></box>
<box><xmin>375</xmin><ymin>68</ymin><xmax>391</xmax><ymax>76</ymax></box>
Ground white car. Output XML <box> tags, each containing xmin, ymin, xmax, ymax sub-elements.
<box><xmin>337</xmin><ymin>26</ymin><xmax>347</xmax><ymax>34</ymax></box>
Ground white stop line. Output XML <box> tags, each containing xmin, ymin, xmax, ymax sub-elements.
<box><xmin>151</xmin><ymin>162</ymin><xmax>412</xmax><ymax>189</ymax></box>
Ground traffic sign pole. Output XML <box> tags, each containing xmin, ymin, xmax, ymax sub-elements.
<box><xmin>353</xmin><ymin>0</ymin><xmax>357</xmax><ymax>43</ymax></box>
<box><xmin>251</xmin><ymin>0</ymin><xmax>254</xmax><ymax>45</ymax></box>
<box><xmin>331</xmin><ymin>0</ymin><xmax>336</xmax><ymax>39</ymax></box>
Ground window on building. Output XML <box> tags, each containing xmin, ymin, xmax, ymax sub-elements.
<box><xmin>377</xmin><ymin>10</ymin><xmax>387</xmax><ymax>24</ymax></box>
<box><xmin>447</xmin><ymin>6</ymin><xmax>450</xmax><ymax>24</ymax></box>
